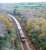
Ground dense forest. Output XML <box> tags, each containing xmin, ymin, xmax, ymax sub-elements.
<box><xmin>15</xmin><ymin>3</ymin><xmax>46</xmax><ymax>50</ymax></box>
<box><xmin>0</xmin><ymin>3</ymin><xmax>46</xmax><ymax>50</ymax></box>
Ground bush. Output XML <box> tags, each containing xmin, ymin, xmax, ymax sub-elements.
<box><xmin>25</xmin><ymin>18</ymin><xmax>46</xmax><ymax>50</ymax></box>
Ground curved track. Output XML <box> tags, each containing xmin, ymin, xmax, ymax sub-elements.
<box><xmin>8</xmin><ymin>14</ymin><xmax>30</xmax><ymax>50</ymax></box>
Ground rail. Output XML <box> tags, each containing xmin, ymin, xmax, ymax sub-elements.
<box><xmin>8</xmin><ymin>14</ymin><xmax>30</xmax><ymax>50</ymax></box>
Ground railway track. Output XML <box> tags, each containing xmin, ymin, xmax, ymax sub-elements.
<box><xmin>8</xmin><ymin>14</ymin><xmax>30</xmax><ymax>50</ymax></box>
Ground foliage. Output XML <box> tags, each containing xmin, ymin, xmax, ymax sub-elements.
<box><xmin>0</xmin><ymin>16</ymin><xmax>21</xmax><ymax>50</ymax></box>
<box><xmin>25</xmin><ymin>18</ymin><xmax>46</xmax><ymax>50</ymax></box>
<box><xmin>0</xmin><ymin>16</ymin><xmax>13</xmax><ymax>29</ymax></box>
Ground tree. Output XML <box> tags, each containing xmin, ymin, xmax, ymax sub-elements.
<box><xmin>25</xmin><ymin>18</ymin><xmax>46</xmax><ymax>50</ymax></box>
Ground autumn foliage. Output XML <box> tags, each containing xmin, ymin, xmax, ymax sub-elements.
<box><xmin>25</xmin><ymin>18</ymin><xmax>46</xmax><ymax>50</ymax></box>
<box><xmin>0</xmin><ymin>16</ymin><xmax>14</xmax><ymax>29</ymax></box>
